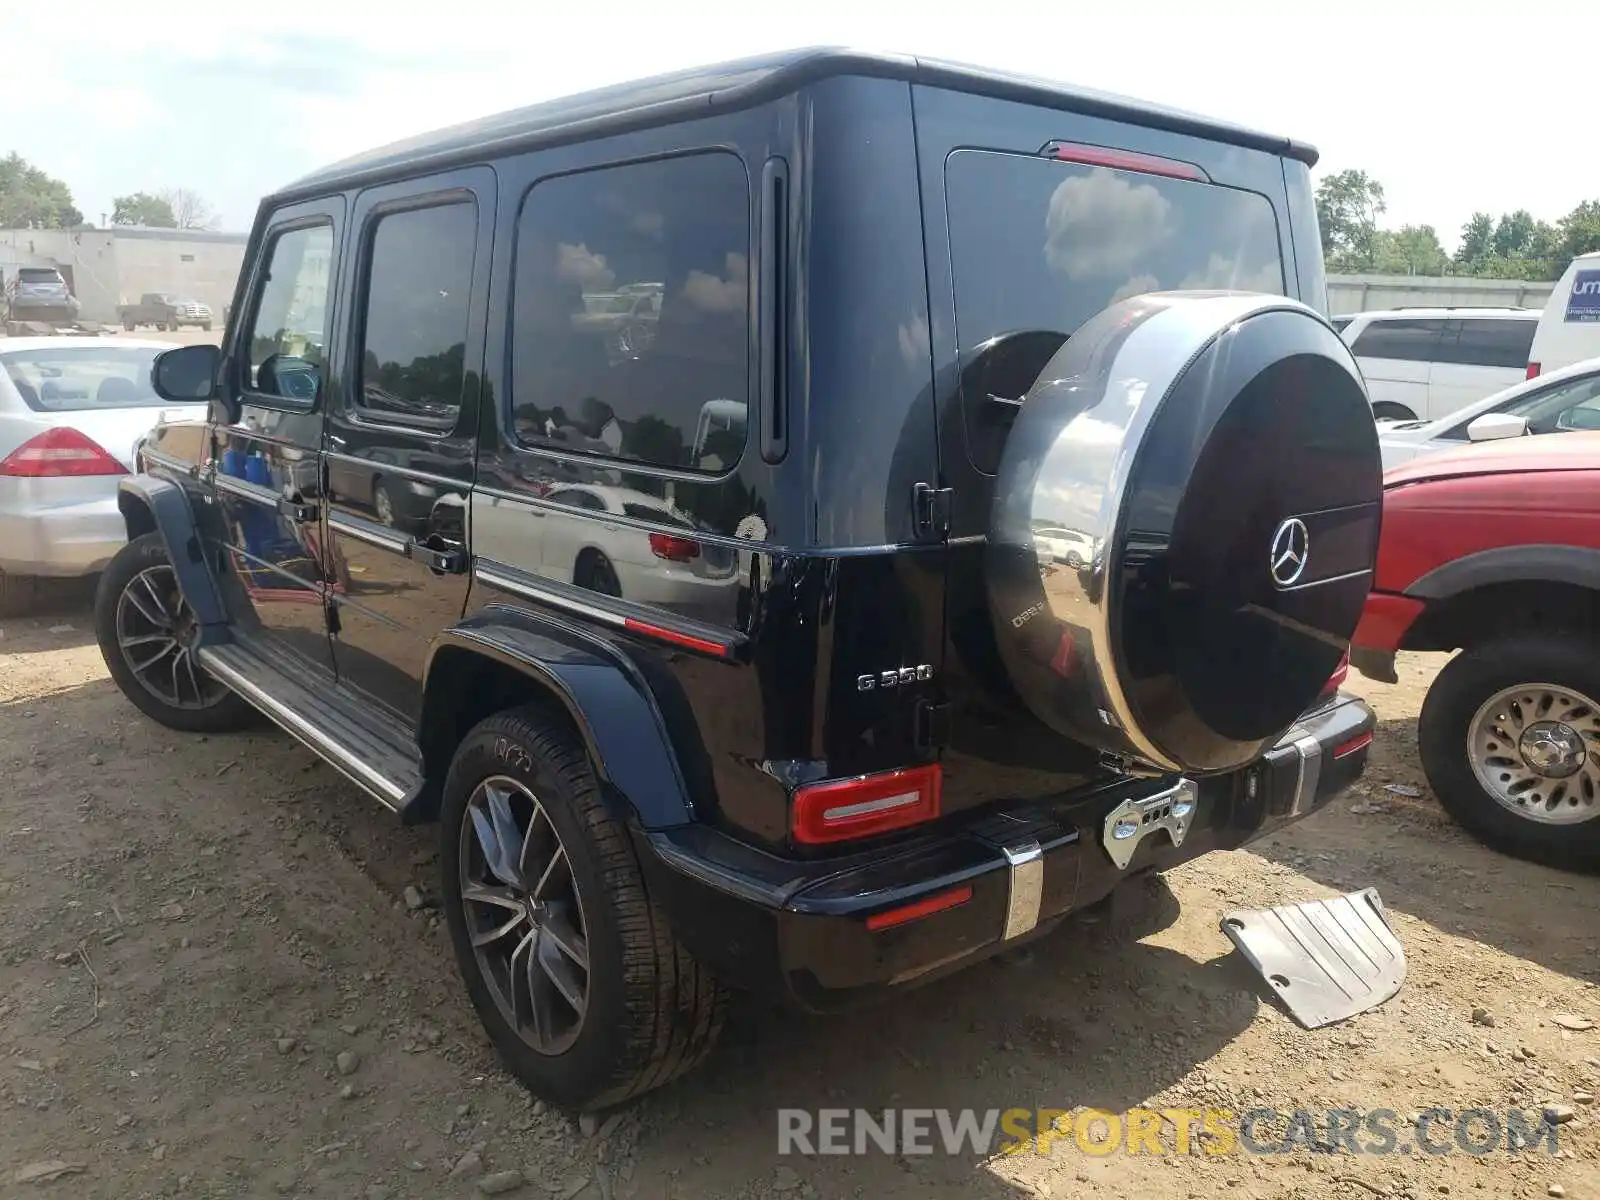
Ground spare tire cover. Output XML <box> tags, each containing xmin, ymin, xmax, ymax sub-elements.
<box><xmin>987</xmin><ymin>291</ymin><xmax>1381</xmax><ymax>775</ymax></box>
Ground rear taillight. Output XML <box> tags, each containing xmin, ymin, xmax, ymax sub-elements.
<box><xmin>791</xmin><ymin>764</ymin><xmax>942</xmax><ymax>845</ymax></box>
<box><xmin>648</xmin><ymin>532</ymin><xmax>700</xmax><ymax>562</ymax></box>
<box><xmin>0</xmin><ymin>428</ymin><xmax>127</xmax><ymax>477</ymax></box>
<box><xmin>1527</xmin><ymin>362</ymin><xmax>1542</xmax><ymax>379</ymax></box>
<box><xmin>1319</xmin><ymin>651</ymin><xmax>1350</xmax><ymax>699</ymax></box>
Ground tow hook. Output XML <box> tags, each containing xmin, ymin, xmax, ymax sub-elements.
<box><xmin>1101</xmin><ymin>778</ymin><xmax>1197</xmax><ymax>869</ymax></box>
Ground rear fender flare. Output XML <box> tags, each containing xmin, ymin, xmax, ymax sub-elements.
<box><xmin>1405</xmin><ymin>544</ymin><xmax>1600</xmax><ymax>600</ymax></box>
<box><xmin>421</xmin><ymin>608</ymin><xmax>697</xmax><ymax>830</ymax></box>
<box><xmin>115</xmin><ymin>474</ymin><xmax>229</xmax><ymax>632</ymax></box>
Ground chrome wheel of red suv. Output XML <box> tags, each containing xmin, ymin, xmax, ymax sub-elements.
<box><xmin>1420</xmin><ymin>633</ymin><xmax>1600</xmax><ymax>872</ymax></box>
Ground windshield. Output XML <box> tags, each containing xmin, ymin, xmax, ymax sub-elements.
<box><xmin>1</xmin><ymin>346</ymin><xmax>175</xmax><ymax>411</ymax></box>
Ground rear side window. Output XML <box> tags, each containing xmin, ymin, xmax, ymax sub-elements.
<box><xmin>1437</xmin><ymin>318</ymin><xmax>1535</xmax><ymax>369</ymax></box>
<box><xmin>355</xmin><ymin>201</ymin><xmax>477</xmax><ymax>427</ymax></box>
<box><xmin>511</xmin><ymin>151</ymin><xmax>750</xmax><ymax>474</ymax></box>
<box><xmin>1348</xmin><ymin>318</ymin><xmax>1443</xmax><ymax>363</ymax></box>
<box><xmin>1331</xmin><ymin>317</ymin><xmax>1353</xmax><ymax>333</ymax></box>
<box><xmin>2</xmin><ymin>346</ymin><xmax>164</xmax><ymax>410</ymax></box>
<box><xmin>944</xmin><ymin>149</ymin><xmax>1284</xmax><ymax>472</ymax></box>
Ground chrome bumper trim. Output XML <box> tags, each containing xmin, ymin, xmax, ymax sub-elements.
<box><xmin>1001</xmin><ymin>840</ymin><xmax>1044</xmax><ymax>940</ymax></box>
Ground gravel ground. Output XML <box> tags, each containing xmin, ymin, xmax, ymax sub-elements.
<box><xmin>0</xmin><ymin>601</ymin><xmax>1596</xmax><ymax>1199</ymax></box>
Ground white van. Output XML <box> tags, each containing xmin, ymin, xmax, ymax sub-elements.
<box><xmin>1337</xmin><ymin>307</ymin><xmax>1539</xmax><ymax>422</ymax></box>
<box><xmin>1528</xmin><ymin>251</ymin><xmax>1600</xmax><ymax>379</ymax></box>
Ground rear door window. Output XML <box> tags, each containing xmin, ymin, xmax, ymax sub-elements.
<box><xmin>1348</xmin><ymin>319</ymin><xmax>1445</xmax><ymax>363</ymax></box>
<box><xmin>944</xmin><ymin>149</ymin><xmax>1284</xmax><ymax>472</ymax></box>
<box><xmin>1437</xmin><ymin>318</ymin><xmax>1536</xmax><ymax>369</ymax></box>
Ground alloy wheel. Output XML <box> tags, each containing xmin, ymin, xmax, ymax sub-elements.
<box><xmin>1467</xmin><ymin>682</ymin><xmax>1600</xmax><ymax>826</ymax></box>
<box><xmin>114</xmin><ymin>565</ymin><xmax>226</xmax><ymax>710</ymax></box>
<box><xmin>458</xmin><ymin>775</ymin><xmax>590</xmax><ymax>1055</ymax></box>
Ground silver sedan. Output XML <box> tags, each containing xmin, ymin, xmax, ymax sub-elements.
<box><xmin>0</xmin><ymin>337</ymin><xmax>202</xmax><ymax>611</ymax></box>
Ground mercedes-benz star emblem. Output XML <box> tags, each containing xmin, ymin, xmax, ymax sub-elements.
<box><xmin>1269</xmin><ymin>518</ymin><xmax>1310</xmax><ymax>588</ymax></box>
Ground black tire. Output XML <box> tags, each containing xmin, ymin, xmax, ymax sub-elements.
<box><xmin>94</xmin><ymin>533</ymin><xmax>256</xmax><ymax>734</ymax></box>
<box><xmin>1418</xmin><ymin>632</ymin><xmax>1600</xmax><ymax>872</ymax></box>
<box><xmin>439</xmin><ymin>707</ymin><xmax>725</xmax><ymax>1110</ymax></box>
<box><xmin>202</xmin><ymin>322</ymin><xmax>212</xmax><ymax>332</ymax></box>
<box><xmin>1371</xmin><ymin>402</ymin><xmax>1417</xmax><ymax>422</ymax></box>
<box><xmin>123</xmin><ymin>320</ymin><xmax>136</xmax><ymax>332</ymax></box>
<box><xmin>576</xmin><ymin>552</ymin><xmax>622</xmax><ymax>598</ymax></box>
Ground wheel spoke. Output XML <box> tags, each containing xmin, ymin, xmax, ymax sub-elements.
<box><xmin>517</xmin><ymin>802</ymin><xmax>552</xmax><ymax>890</ymax></box>
<box><xmin>124</xmin><ymin>586</ymin><xmax>171</xmax><ymax>630</ymax></box>
<box><xmin>530</xmin><ymin>845</ymin><xmax>569</xmax><ymax>903</ymax></box>
<box><xmin>119</xmin><ymin>631</ymin><xmax>173</xmax><ymax>650</ymax></box>
<box><xmin>536</xmin><ymin>934</ymin><xmax>586</xmax><ymax>1015</ymax></box>
<box><xmin>138</xmin><ymin>571</ymin><xmax>175</xmax><ymax>624</ymax></box>
<box><xmin>471</xmin><ymin>910</ymin><xmax>526</xmax><ymax>948</ymax></box>
<box><xmin>540</xmin><ymin>909</ymin><xmax>589</xmax><ymax>972</ymax></box>
<box><xmin>129</xmin><ymin>639</ymin><xmax>179</xmax><ymax>674</ymax></box>
<box><xmin>181</xmin><ymin>650</ymin><xmax>205</xmax><ymax>704</ymax></box>
<box><xmin>462</xmin><ymin>881</ymin><xmax>524</xmax><ymax>914</ymax></box>
<box><xmin>508</xmin><ymin>927</ymin><xmax>539</xmax><ymax>1032</ymax></box>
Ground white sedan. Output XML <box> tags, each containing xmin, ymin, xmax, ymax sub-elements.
<box><xmin>1378</xmin><ymin>355</ymin><xmax>1600</xmax><ymax>471</ymax></box>
<box><xmin>0</xmin><ymin>337</ymin><xmax>199</xmax><ymax>612</ymax></box>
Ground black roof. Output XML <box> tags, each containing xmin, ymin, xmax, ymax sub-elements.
<box><xmin>278</xmin><ymin>47</ymin><xmax>1316</xmax><ymax>200</ymax></box>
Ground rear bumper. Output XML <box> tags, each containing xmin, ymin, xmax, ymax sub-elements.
<box><xmin>639</xmin><ymin>693</ymin><xmax>1375</xmax><ymax>1011</ymax></box>
<box><xmin>0</xmin><ymin>478</ymin><xmax>125</xmax><ymax>576</ymax></box>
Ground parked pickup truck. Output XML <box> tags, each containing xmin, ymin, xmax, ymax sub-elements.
<box><xmin>118</xmin><ymin>293</ymin><xmax>213</xmax><ymax>332</ymax></box>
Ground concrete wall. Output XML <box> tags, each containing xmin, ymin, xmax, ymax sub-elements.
<box><xmin>1328</xmin><ymin>273</ymin><xmax>1555</xmax><ymax>315</ymax></box>
<box><xmin>0</xmin><ymin>227</ymin><xmax>247</xmax><ymax>323</ymax></box>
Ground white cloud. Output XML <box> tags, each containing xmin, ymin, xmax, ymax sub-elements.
<box><xmin>1044</xmin><ymin>168</ymin><xmax>1173</xmax><ymax>281</ymax></box>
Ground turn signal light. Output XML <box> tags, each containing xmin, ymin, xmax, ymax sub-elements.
<box><xmin>791</xmin><ymin>764</ymin><xmax>942</xmax><ymax>845</ymax></box>
<box><xmin>0</xmin><ymin>427</ymin><xmax>127</xmax><ymax>477</ymax></box>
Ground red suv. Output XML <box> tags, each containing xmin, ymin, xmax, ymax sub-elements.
<box><xmin>1352</xmin><ymin>432</ymin><xmax>1600</xmax><ymax>869</ymax></box>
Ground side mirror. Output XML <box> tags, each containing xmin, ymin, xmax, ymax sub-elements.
<box><xmin>1466</xmin><ymin>412</ymin><xmax>1528</xmax><ymax>443</ymax></box>
<box><xmin>151</xmin><ymin>344</ymin><xmax>220</xmax><ymax>403</ymax></box>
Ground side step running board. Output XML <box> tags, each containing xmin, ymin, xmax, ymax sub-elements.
<box><xmin>198</xmin><ymin>642</ymin><xmax>423</xmax><ymax>813</ymax></box>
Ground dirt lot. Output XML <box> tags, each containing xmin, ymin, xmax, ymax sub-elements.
<box><xmin>1</xmin><ymin>600</ymin><xmax>1597</xmax><ymax>1200</ymax></box>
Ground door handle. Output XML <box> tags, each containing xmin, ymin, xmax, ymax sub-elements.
<box><xmin>277</xmin><ymin>497</ymin><xmax>317</xmax><ymax>523</ymax></box>
<box><xmin>411</xmin><ymin>540</ymin><xmax>466</xmax><ymax>575</ymax></box>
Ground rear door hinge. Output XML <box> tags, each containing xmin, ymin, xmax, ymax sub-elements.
<box><xmin>915</xmin><ymin>699</ymin><xmax>952</xmax><ymax>750</ymax></box>
<box><xmin>912</xmin><ymin>482</ymin><xmax>953</xmax><ymax>540</ymax></box>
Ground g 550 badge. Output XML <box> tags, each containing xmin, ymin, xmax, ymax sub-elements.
<box><xmin>857</xmin><ymin>665</ymin><xmax>934</xmax><ymax>691</ymax></box>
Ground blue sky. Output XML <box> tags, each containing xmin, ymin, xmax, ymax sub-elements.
<box><xmin>10</xmin><ymin>0</ymin><xmax>1588</xmax><ymax>249</ymax></box>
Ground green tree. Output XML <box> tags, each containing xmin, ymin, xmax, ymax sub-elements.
<box><xmin>111</xmin><ymin>191</ymin><xmax>177</xmax><ymax>228</ymax></box>
<box><xmin>1493</xmin><ymin>209</ymin><xmax>1538</xmax><ymax>258</ymax></box>
<box><xmin>0</xmin><ymin>152</ymin><xmax>83</xmax><ymax>228</ymax></box>
<box><xmin>1456</xmin><ymin>212</ymin><xmax>1495</xmax><ymax>270</ymax></box>
<box><xmin>1372</xmin><ymin>225</ymin><xmax>1449</xmax><ymax>276</ymax></box>
<box><xmin>1315</xmin><ymin>169</ymin><xmax>1386</xmax><ymax>270</ymax></box>
<box><xmin>1556</xmin><ymin>200</ymin><xmax>1600</xmax><ymax>266</ymax></box>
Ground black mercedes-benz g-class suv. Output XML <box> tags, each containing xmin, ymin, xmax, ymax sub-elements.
<box><xmin>99</xmin><ymin>48</ymin><xmax>1381</xmax><ymax>1111</ymax></box>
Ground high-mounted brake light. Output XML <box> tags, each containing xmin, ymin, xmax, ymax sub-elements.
<box><xmin>0</xmin><ymin>427</ymin><xmax>127</xmax><ymax>477</ymax></box>
<box><xmin>791</xmin><ymin>764</ymin><xmax>943</xmax><ymax>845</ymax></box>
<box><xmin>1527</xmin><ymin>362</ymin><xmax>1542</xmax><ymax>380</ymax></box>
<box><xmin>1041</xmin><ymin>140</ymin><xmax>1209</xmax><ymax>182</ymax></box>
<box><xmin>648</xmin><ymin>532</ymin><xmax>700</xmax><ymax>562</ymax></box>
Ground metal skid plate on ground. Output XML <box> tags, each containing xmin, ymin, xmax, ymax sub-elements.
<box><xmin>1219</xmin><ymin>888</ymin><xmax>1405</xmax><ymax>1029</ymax></box>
